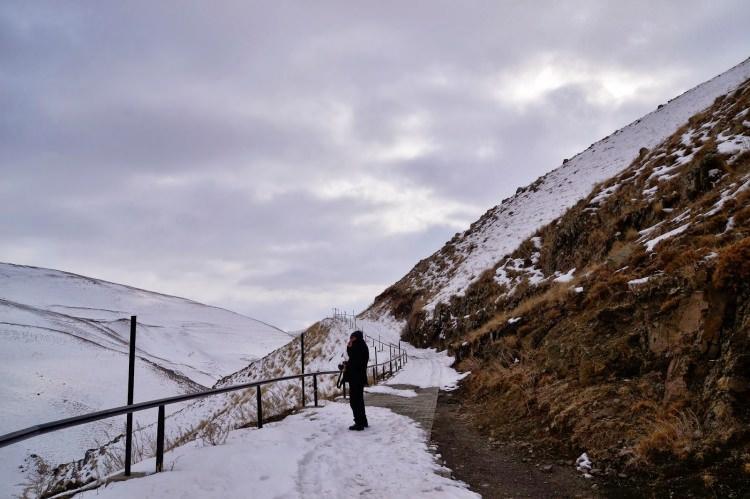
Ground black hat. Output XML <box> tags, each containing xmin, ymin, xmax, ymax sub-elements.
<box><xmin>351</xmin><ymin>330</ymin><xmax>364</xmax><ymax>340</ymax></box>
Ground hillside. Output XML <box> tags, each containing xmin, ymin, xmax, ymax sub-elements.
<box><xmin>368</xmin><ymin>59</ymin><xmax>750</xmax><ymax>493</ymax></box>
<box><xmin>371</xmin><ymin>57</ymin><xmax>750</xmax><ymax>320</ymax></box>
<box><xmin>0</xmin><ymin>263</ymin><xmax>291</xmax><ymax>497</ymax></box>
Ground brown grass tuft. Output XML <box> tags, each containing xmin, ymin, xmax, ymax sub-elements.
<box><xmin>632</xmin><ymin>409</ymin><xmax>702</xmax><ymax>465</ymax></box>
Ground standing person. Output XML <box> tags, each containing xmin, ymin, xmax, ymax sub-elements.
<box><xmin>345</xmin><ymin>330</ymin><xmax>369</xmax><ymax>430</ymax></box>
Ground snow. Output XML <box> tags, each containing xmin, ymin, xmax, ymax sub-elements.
<box><xmin>643</xmin><ymin>223</ymin><xmax>690</xmax><ymax>252</ymax></box>
<box><xmin>724</xmin><ymin>216</ymin><xmax>736</xmax><ymax>233</ymax></box>
<box><xmin>0</xmin><ymin>263</ymin><xmax>291</xmax><ymax>386</ymax></box>
<box><xmin>673</xmin><ymin>209</ymin><xmax>691</xmax><ymax>224</ymax></box>
<box><xmin>365</xmin><ymin>385</ymin><xmax>418</xmax><ymax>398</ymax></box>
<box><xmin>385</xmin><ymin>348</ymin><xmax>468</xmax><ymax>391</ymax></box>
<box><xmin>0</xmin><ymin>263</ymin><xmax>292</xmax><ymax>497</ymax></box>
<box><xmin>356</xmin><ymin>314</ymin><xmax>468</xmax><ymax>391</ymax></box>
<box><xmin>628</xmin><ymin>276</ymin><xmax>651</xmax><ymax>287</ymax></box>
<box><xmin>573</xmin><ymin>287</ymin><xmax>584</xmax><ymax>293</ymax></box>
<box><xmin>74</xmin><ymin>402</ymin><xmax>478</xmax><ymax>499</ymax></box>
<box><xmin>553</xmin><ymin>268</ymin><xmax>576</xmax><ymax>283</ymax></box>
<box><xmin>642</xmin><ymin>185</ymin><xmax>658</xmax><ymax>198</ymax></box>
<box><xmin>575</xmin><ymin>452</ymin><xmax>593</xmax><ymax>479</ymax></box>
<box><xmin>508</xmin><ymin>316</ymin><xmax>522</xmax><ymax>324</ymax></box>
<box><xmin>590</xmin><ymin>184</ymin><xmax>619</xmax><ymax>204</ymax></box>
<box><xmin>413</xmin><ymin>58</ymin><xmax>750</xmax><ymax>311</ymax></box>
<box><xmin>493</xmin><ymin>257</ymin><xmax>545</xmax><ymax>291</ymax></box>
<box><xmin>717</xmin><ymin>134</ymin><xmax>750</xmax><ymax>155</ymax></box>
<box><xmin>704</xmin><ymin>175</ymin><xmax>750</xmax><ymax>216</ymax></box>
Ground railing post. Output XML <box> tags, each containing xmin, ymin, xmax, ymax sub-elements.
<box><xmin>125</xmin><ymin>315</ymin><xmax>137</xmax><ymax>476</ymax></box>
<box><xmin>313</xmin><ymin>374</ymin><xmax>318</xmax><ymax>407</ymax></box>
<box><xmin>300</xmin><ymin>333</ymin><xmax>305</xmax><ymax>408</ymax></box>
<box><xmin>374</xmin><ymin>346</ymin><xmax>378</xmax><ymax>368</ymax></box>
<box><xmin>256</xmin><ymin>385</ymin><xmax>263</xmax><ymax>429</ymax></box>
<box><xmin>155</xmin><ymin>405</ymin><xmax>165</xmax><ymax>472</ymax></box>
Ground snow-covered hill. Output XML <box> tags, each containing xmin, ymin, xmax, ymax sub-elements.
<box><xmin>0</xmin><ymin>263</ymin><xmax>291</xmax><ymax>386</ymax></box>
<box><xmin>0</xmin><ymin>262</ymin><xmax>291</xmax><ymax>496</ymax></box>
<box><xmin>373</xmin><ymin>57</ymin><xmax>750</xmax><ymax>315</ymax></box>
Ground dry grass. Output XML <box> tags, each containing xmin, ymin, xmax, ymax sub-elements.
<box><xmin>632</xmin><ymin>409</ymin><xmax>703</xmax><ymax>465</ymax></box>
<box><xmin>465</xmin><ymin>281</ymin><xmax>572</xmax><ymax>344</ymax></box>
<box><xmin>713</xmin><ymin>236</ymin><xmax>750</xmax><ymax>291</ymax></box>
<box><xmin>461</xmin><ymin>355</ymin><xmax>537</xmax><ymax>421</ymax></box>
<box><xmin>19</xmin><ymin>456</ymin><xmax>54</xmax><ymax>499</ymax></box>
<box><xmin>200</xmin><ymin>418</ymin><xmax>231</xmax><ymax>446</ymax></box>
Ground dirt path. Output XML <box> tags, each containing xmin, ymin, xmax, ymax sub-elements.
<box><xmin>364</xmin><ymin>384</ymin><xmax>438</xmax><ymax>432</ymax></box>
<box><xmin>430</xmin><ymin>390</ymin><xmax>600</xmax><ymax>499</ymax></box>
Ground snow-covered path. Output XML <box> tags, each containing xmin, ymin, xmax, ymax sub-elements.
<box><xmin>75</xmin><ymin>402</ymin><xmax>478</xmax><ymax>499</ymax></box>
<box><xmin>385</xmin><ymin>347</ymin><xmax>469</xmax><ymax>390</ymax></box>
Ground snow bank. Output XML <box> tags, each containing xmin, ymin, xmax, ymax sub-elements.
<box><xmin>365</xmin><ymin>385</ymin><xmax>418</xmax><ymax>398</ymax></box>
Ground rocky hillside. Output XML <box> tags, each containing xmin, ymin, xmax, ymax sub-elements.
<box><xmin>368</xmin><ymin>61</ymin><xmax>750</xmax><ymax>493</ymax></box>
<box><xmin>371</xmin><ymin>57</ymin><xmax>750</xmax><ymax>320</ymax></box>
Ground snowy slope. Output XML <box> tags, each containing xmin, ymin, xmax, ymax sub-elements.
<box><xmin>0</xmin><ymin>262</ymin><xmax>291</xmax><ymax>386</ymax></box>
<box><xmin>388</xmin><ymin>57</ymin><xmax>750</xmax><ymax>311</ymax></box>
<box><xmin>0</xmin><ymin>262</ymin><xmax>291</xmax><ymax>496</ymax></box>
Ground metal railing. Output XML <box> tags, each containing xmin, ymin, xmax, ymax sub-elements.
<box><xmin>0</xmin><ymin>349</ymin><xmax>408</xmax><ymax>478</ymax></box>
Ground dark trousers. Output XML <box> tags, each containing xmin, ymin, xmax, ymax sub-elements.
<box><xmin>349</xmin><ymin>382</ymin><xmax>367</xmax><ymax>426</ymax></box>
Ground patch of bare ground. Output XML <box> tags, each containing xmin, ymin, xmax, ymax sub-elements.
<box><xmin>431</xmin><ymin>388</ymin><xmax>600</xmax><ymax>499</ymax></box>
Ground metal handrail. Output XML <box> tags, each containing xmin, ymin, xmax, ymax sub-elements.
<box><xmin>0</xmin><ymin>369</ymin><xmax>335</xmax><ymax>449</ymax></box>
<box><xmin>0</xmin><ymin>349</ymin><xmax>408</xmax><ymax>477</ymax></box>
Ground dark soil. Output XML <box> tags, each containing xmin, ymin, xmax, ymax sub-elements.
<box><xmin>431</xmin><ymin>389</ymin><xmax>600</xmax><ymax>499</ymax></box>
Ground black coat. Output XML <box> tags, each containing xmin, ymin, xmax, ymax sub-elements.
<box><xmin>345</xmin><ymin>338</ymin><xmax>370</xmax><ymax>386</ymax></box>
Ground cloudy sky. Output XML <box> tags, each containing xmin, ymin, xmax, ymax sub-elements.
<box><xmin>1</xmin><ymin>1</ymin><xmax>748</xmax><ymax>330</ymax></box>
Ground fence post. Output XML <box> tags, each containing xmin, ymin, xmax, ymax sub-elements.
<box><xmin>300</xmin><ymin>333</ymin><xmax>305</xmax><ymax>408</ymax></box>
<box><xmin>256</xmin><ymin>386</ymin><xmax>263</xmax><ymax>429</ymax></box>
<box><xmin>155</xmin><ymin>405</ymin><xmax>165</xmax><ymax>472</ymax></box>
<box><xmin>374</xmin><ymin>346</ymin><xmax>378</xmax><ymax>369</ymax></box>
<box><xmin>125</xmin><ymin>315</ymin><xmax>136</xmax><ymax>476</ymax></box>
<box><xmin>313</xmin><ymin>374</ymin><xmax>318</xmax><ymax>407</ymax></box>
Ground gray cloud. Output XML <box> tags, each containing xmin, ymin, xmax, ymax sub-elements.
<box><xmin>1</xmin><ymin>1</ymin><xmax>748</xmax><ymax>329</ymax></box>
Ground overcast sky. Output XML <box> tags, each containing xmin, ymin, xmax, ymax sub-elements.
<box><xmin>1</xmin><ymin>1</ymin><xmax>748</xmax><ymax>330</ymax></box>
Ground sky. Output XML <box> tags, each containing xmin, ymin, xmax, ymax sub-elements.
<box><xmin>1</xmin><ymin>1</ymin><xmax>748</xmax><ymax>330</ymax></box>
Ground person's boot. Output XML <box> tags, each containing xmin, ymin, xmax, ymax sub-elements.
<box><xmin>349</xmin><ymin>424</ymin><xmax>365</xmax><ymax>431</ymax></box>
<box><xmin>363</xmin><ymin>419</ymin><xmax>369</xmax><ymax>427</ymax></box>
